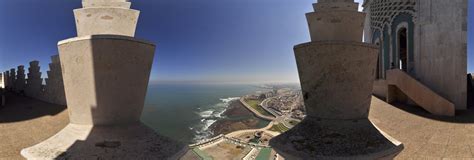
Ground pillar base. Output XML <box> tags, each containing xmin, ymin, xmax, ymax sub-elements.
<box><xmin>269</xmin><ymin>118</ymin><xmax>403</xmax><ymax>160</ymax></box>
<box><xmin>21</xmin><ymin>123</ymin><xmax>187</xmax><ymax>159</ymax></box>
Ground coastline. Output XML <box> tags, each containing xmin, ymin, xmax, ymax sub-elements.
<box><xmin>208</xmin><ymin>99</ymin><xmax>270</xmax><ymax>137</ymax></box>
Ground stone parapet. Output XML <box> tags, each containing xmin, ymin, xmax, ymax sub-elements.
<box><xmin>3</xmin><ymin>55</ymin><xmax>67</xmax><ymax>105</ymax></box>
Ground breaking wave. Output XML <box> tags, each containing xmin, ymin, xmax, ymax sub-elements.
<box><xmin>191</xmin><ymin>97</ymin><xmax>240</xmax><ymax>142</ymax></box>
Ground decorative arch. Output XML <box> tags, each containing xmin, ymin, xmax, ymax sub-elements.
<box><xmin>390</xmin><ymin>13</ymin><xmax>415</xmax><ymax>74</ymax></box>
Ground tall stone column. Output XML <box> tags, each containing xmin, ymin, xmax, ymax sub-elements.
<box><xmin>269</xmin><ymin>0</ymin><xmax>403</xmax><ymax>159</ymax></box>
<box><xmin>21</xmin><ymin>0</ymin><xmax>185</xmax><ymax>159</ymax></box>
<box><xmin>4</xmin><ymin>71</ymin><xmax>9</xmax><ymax>90</ymax></box>
<box><xmin>15</xmin><ymin>65</ymin><xmax>26</xmax><ymax>94</ymax></box>
<box><xmin>42</xmin><ymin>55</ymin><xmax>67</xmax><ymax>105</ymax></box>
<box><xmin>25</xmin><ymin>61</ymin><xmax>43</xmax><ymax>98</ymax></box>
<box><xmin>9</xmin><ymin>68</ymin><xmax>16</xmax><ymax>91</ymax></box>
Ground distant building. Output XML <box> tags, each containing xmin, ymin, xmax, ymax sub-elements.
<box><xmin>364</xmin><ymin>0</ymin><xmax>468</xmax><ymax>110</ymax></box>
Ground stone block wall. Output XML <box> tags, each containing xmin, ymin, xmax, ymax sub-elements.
<box><xmin>414</xmin><ymin>0</ymin><xmax>468</xmax><ymax>110</ymax></box>
<box><xmin>3</xmin><ymin>55</ymin><xmax>66</xmax><ymax>105</ymax></box>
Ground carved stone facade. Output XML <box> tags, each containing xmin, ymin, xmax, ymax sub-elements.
<box><xmin>364</xmin><ymin>0</ymin><xmax>468</xmax><ymax>110</ymax></box>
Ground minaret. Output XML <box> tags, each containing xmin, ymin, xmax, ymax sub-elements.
<box><xmin>21</xmin><ymin>0</ymin><xmax>186</xmax><ymax>159</ymax></box>
<box><xmin>269</xmin><ymin>0</ymin><xmax>404</xmax><ymax>159</ymax></box>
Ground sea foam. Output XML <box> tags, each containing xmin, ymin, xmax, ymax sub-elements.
<box><xmin>192</xmin><ymin>96</ymin><xmax>240</xmax><ymax>142</ymax></box>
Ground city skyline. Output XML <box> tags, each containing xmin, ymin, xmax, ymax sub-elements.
<box><xmin>0</xmin><ymin>0</ymin><xmax>472</xmax><ymax>84</ymax></box>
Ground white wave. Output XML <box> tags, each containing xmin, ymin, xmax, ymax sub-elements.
<box><xmin>215</xmin><ymin>109</ymin><xmax>227</xmax><ymax>118</ymax></box>
<box><xmin>219</xmin><ymin>97</ymin><xmax>240</xmax><ymax>103</ymax></box>
<box><xmin>192</xmin><ymin>97</ymin><xmax>240</xmax><ymax>142</ymax></box>
<box><xmin>203</xmin><ymin>119</ymin><xmax>216</xmax><ymax>130</ymax></box>
<box><xmin>199</xmin><ymin>110</ymin><xmax>214</xmax><ymax>118</ymax></box>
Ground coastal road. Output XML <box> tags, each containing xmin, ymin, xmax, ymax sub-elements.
<box><xmin>239</xmin><ymin>97</ymin><xmax>275</xmax><ymax>121</ymax></box>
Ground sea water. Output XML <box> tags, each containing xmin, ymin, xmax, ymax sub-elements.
<box><xmin>140</xmin><ymin>83</ymin><xmax>268</xmax><ymax>143</ymax></box>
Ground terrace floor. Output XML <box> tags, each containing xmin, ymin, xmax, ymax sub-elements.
<box><xmin>1</xmin><ymin>93</ymin><xmax>474</xmax><ymax>159</ymax></box>
<box><xmin>0</xmin><ymin>92</ymin><xmax>68</xmax><ymax>160</ymax></box>
<box><xmin>370</xmin><ymin>97</ymin><xmax>474</xmax><ymax>159</ymax></box>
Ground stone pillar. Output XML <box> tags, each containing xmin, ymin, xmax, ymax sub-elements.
<box><xmin>43</xmin><ymin>55</ymin><xmax>67</xmax><ymax>105</ymax></box>
<box><xmin>15</xmin><ymin>66</ymin><xmax>25</xmax><ymax>94</ymax></box>
<box><xmin>269</xmin><ymin>0</ymin><xmax>403</xmax><ymax>159</ymax></box>
<box><xmin>21</xmin><ymin>0</ymin><xmax>185</xmax><ymax>159</ymax></box>
<box><xmin>0</xmin><ymin>73</ymin><xmax>3</xmax><ymax>88</ymax></box>
<box><xmin>9</xmin><ymin>69</ymin><xmax>15</xmax><ymax>91</ymax></box>
<box><xmin>25</xmin><ymin>61</ymin><xmax>43</xmax><ymax>98</ymax></box>
<box><xmin>3</xmin><ymin>71</ymin><xmax>8</xmax><ymax>90</ymax></box>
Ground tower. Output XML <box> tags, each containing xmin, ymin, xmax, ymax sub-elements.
<box><xmin>269</xmin><ymin>0</ymin><xmax>404</xmax><ymax>159</ymax></box>
<box><xmin>21</xmin><ymin>0</ymin><xmax>186</xmax><ymax>159</ymax></box>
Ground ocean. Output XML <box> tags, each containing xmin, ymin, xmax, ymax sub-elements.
<box><xmin>140</xmin><ymin>83</ymin><xmax>268</xmax><ymax>144</ymax></box>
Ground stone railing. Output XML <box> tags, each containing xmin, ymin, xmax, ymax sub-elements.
<box><xmin>2</xmin><ymin>55</ymin><xmax>66</xmax><ymax>105</ymax></box>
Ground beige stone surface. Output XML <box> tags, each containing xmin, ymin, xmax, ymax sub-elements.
<box><xmin>21</xmin><ymin>123</ymin><xmax>187</xmax><ymax>160</ymax></box>
<box><xmin>270</xmin><ymin>1</ymin><xmax>404</xmax><ymax>159</ymax></box>
<box><xmin>306</xmin><ymin>0</ymin><xmax>364</xmax><ymax>42</ymax></box>
<box><xmin>3</xmin><ymin>95</ymin><xmax>474</xmax><ymax>159</ymax></box>
<box><xmin>0</xmin><ymin>93</ymin><xmax>69</xmax><ymax>160</ymax></box>
<box><xmin>24</xmin><ymin>61</ymin><xmax>42</xmax><ymax>99</ymax></box>
<box><xmin>313</xmin><ymin>1</ymin><xmax>359</xmax><ymax>12</ymax></box>
<box><xmin>306</xmin><ymin>11</ymin><xmax>365</xmax><ymax>42</ymax></box>
<box><xmin>19</xmin><ymin>0</ymin><xmax>186</xmax><ymax>158</ymax></box>
<box><xmin>82</xmin><ymin>0</ymin><xmax>131</xmax><ymax>9</ymax></box>
<box><xmin>295</xmin><ymin>42</ymin><xmax>378</xmax><ymax>120</ymax></box>
<box><xmin>386</xmin><ymin>69</ymin><xmax>455</xmax><ymax>116</ymax></box>
<box><xmin>373</xmin><ymin>79</ymin><xmax>387</xmax><ymax>99</ymax></box>
<box><xmin>58</xmin><ymin>35</ymin><xmax>155</xmax><ymax>125</ymax></box>
<box><xmin>74</xmin><ymin>7</ymin><xmax>139</xmax><ymax>37</ymax></box>
<box><xmin>369</xmin><ymin>97</ymin><xmax>474</xmax><ymax>159</ymax></box>
<box><xmin>41</xmin><ymin>55</ymin><xmax>67</xmax><ymax>105</ymax></box>
<box><xmin>414</xmin><ymin>0</ymin><xmax>468</xmax><ymax>110</ymax></box>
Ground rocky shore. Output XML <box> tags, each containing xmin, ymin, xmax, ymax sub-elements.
<box><xmin>209</xmin><ymin>100</ymin><xmax>268</xmax><ymax>136</ymax></box>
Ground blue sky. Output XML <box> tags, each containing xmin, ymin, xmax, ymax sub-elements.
<box><xmin>0</xmin><ymin>0</ymin><xmax>472</xmax><ymax>84</ymax></box>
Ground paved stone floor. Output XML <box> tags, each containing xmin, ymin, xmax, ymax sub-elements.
<box><xmin>0</xmin><ymin>93</ymin><xmax>69</xmax><ymax>160</ymax></box>
<box><xmin>370</xmin><ymin>97</ymin><xmax>474</xmax><ymax>159</ymax></box>
<box><xmin>1</xmin><ymin>93</ymin><xmax>474</xmax><ymax>159</ymax></box>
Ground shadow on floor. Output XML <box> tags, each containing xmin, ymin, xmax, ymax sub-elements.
<box><xmin>387</xmin><ymin>101</ymin><xmax>474</xmax><ymax>123</ymax></box>
<box><xmin>0</xmin><ymin>91</ymin><xmax>66</xmax><ymax>123</ymax></box>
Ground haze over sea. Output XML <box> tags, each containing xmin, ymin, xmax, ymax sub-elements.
<box><xmin>140</xmin><ymin>83</ymin><xmax>269</xmax><ymax>143</ymax></box>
